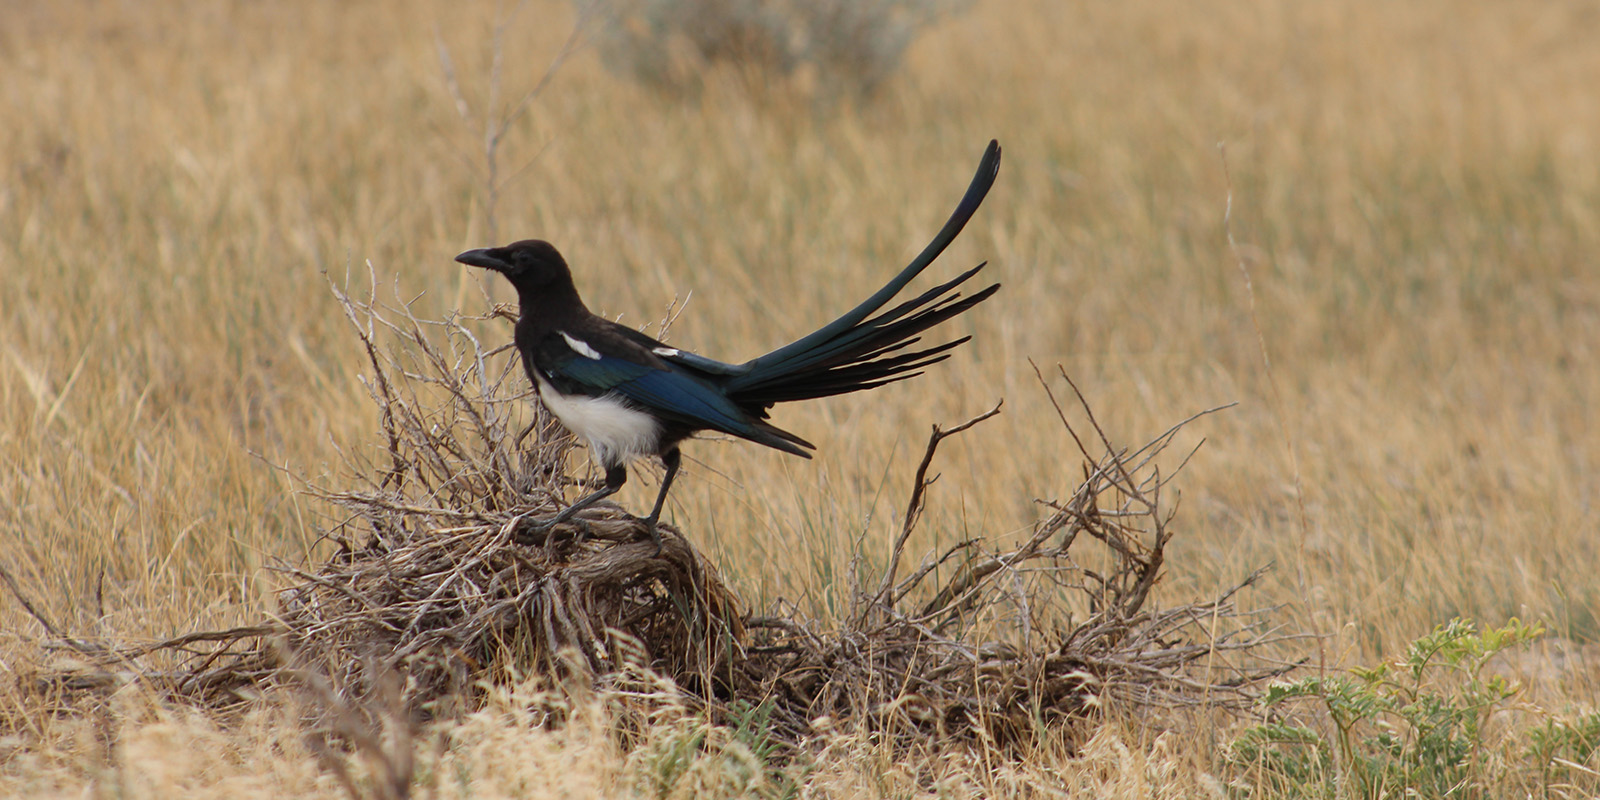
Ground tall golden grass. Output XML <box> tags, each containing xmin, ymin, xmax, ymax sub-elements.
<box><xmin>2</xmin><ymin>0</ymin><xmax>1597</xmax><ymax>795</ymax></box>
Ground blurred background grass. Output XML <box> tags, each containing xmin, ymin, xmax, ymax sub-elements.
<box><xmin>2</xmin><ymin>0</ymin><xmax>1597</xmax><ymax>793</ymax></box>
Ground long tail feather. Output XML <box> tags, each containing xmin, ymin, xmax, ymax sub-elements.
<box><xmin>729</xmin><ymin>274</ymin><xmax>999</xmax><ymax>407</ymax></box>
<box><xmin>725</xmin><ymin>140</ymin><xmax>1002</xmax><ymax>389</ymax></box>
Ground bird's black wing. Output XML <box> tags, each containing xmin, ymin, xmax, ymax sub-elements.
<box><xmin>539</xmin><ymin>329</ymin><xmax>809</xmax><ymax>455</ymax></box>
<box><xmin>611</xmin><ymin>326</ymin><xmax>749</xmax><ymax>377</ymax></box>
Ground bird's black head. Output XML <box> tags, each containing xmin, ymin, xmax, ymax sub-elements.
<box><xmin>455</xmin><ymin>239</ymin><xmax>572</xmax><ymax>290</ymax></box>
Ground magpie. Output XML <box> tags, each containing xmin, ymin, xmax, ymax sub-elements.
<box><xmin>457</xmin><ymin>140</ymin><xmax>1002</xmax><ymax>552</ymax></box>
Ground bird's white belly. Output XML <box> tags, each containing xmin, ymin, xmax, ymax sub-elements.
<box><xmin>534</xmin><ymin>373</ymin><xmax>660</xmax><ymax>466</ymax></box>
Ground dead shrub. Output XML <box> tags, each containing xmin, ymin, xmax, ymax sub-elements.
<box><xmin>10</xmin><ymin>265</ymin><xmax>1300</xmax><ymax>757</ymax></box>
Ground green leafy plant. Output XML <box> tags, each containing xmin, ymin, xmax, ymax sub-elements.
<box><xmin>1526</xmin><ymin>711</ymin><xmax>1600</xmax><ymax>796</ymax></box>
<box><xmin>1229</xmin><ymin>618</ymin><xmax>1547</xmax><ymax>799</ymax></box>
<box><xmin>631</xmin><ymin>701</ymin><xmax>799</xmax><ymax>800</ymax></box>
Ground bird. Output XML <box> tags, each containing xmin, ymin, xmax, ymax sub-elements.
<box><xmin>457</xmin><ymin>140</ymin><xmax>1002</xmax><ymax>553</ymax></box>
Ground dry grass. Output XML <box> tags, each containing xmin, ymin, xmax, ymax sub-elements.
<box><xmin>2</xmin><ymin>0</ymin><xmax>1598</xmax><ymax>796</ymax></box>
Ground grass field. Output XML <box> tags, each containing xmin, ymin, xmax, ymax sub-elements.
<box><xmin>3</xmin><ymin>0</ymin><xmax>1598</xmax><ymax>796</ymax></box>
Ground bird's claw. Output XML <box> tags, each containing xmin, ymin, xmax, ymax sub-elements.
<box><xmin>569</xmin><ymin>517</ymin><xmax>597</xmax><ymax>546</ymax></box>
<box><xmin>638</xmin><ymin>517</ymin><xmax>665</xmax><ymax>557</ymax></box>
<box><xmin>513</xmin><ymin>512</ymin><xmax>592</xmax><ymax>547</ymax></box>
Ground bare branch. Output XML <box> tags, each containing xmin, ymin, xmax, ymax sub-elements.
<box><xmin>868</xmin><ymin>400</ymin><xmax>1004</xmax><ymax>616</ymax></box>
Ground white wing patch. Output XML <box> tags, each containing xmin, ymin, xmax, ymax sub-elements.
<box><xmin>533</xmin><ymin>373</ymin><xmax>660</xmax><ymax>466</ymax></box>
<box><xmin>652</xmin><ymin>347</ymin><xmax>680</xmax><ymax>357</ymax></box>
<box><xmin>560</xmin><ymin>331</ymin><xmax>602</xmax><ymax>360</ymax></box>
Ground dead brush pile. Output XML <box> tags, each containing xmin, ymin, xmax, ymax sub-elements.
<box><xmin>18</xmin><ymin>271</ymin><xmax>1296</xmax><ymax>751</ymax></box>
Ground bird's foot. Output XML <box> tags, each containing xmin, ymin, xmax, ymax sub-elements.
<box><xmin>511</xmin><ymin>512</ymin><xmax>593</xmax><ymax>547</ymax></box>
<box><xmin>570</xmin><ymin>517</ymin><xmax>597</xmax><ymax>546</ymax></box>
<box><xmin>639</xmin><ymin>516</ymin><xmax>665</xmax><ymax>557</ymax></box>
<box><xmin>510</xmin><ymin>514</ymin><xmax>556</xmax><ymax>547</ymax></box>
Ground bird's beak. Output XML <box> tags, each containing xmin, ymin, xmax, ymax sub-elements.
<box><xmin>455</xmin><ymin>248</ymin><xmax>510</xmax><ymax>272</ymax></box>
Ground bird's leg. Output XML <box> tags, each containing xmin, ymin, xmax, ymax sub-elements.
<box><xmin>545</xmin><ymin>464</ymin><xmax>627</xmax><ymax>530</ymax></box>
<box><xmin>640</xmin><ymin>448</ymin><xmax>681</xmax><ymax>555</ymax></box>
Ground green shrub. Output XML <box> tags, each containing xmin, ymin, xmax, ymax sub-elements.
<box><xmin>1227</xmin><ymin>618</ymin><xmax>1596</xmax><ymax>799</ymax></box>
<box><xmin>582</xmin><ymin>0</ymin><xmax>969</xmax><ymax>101</ymax></box>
